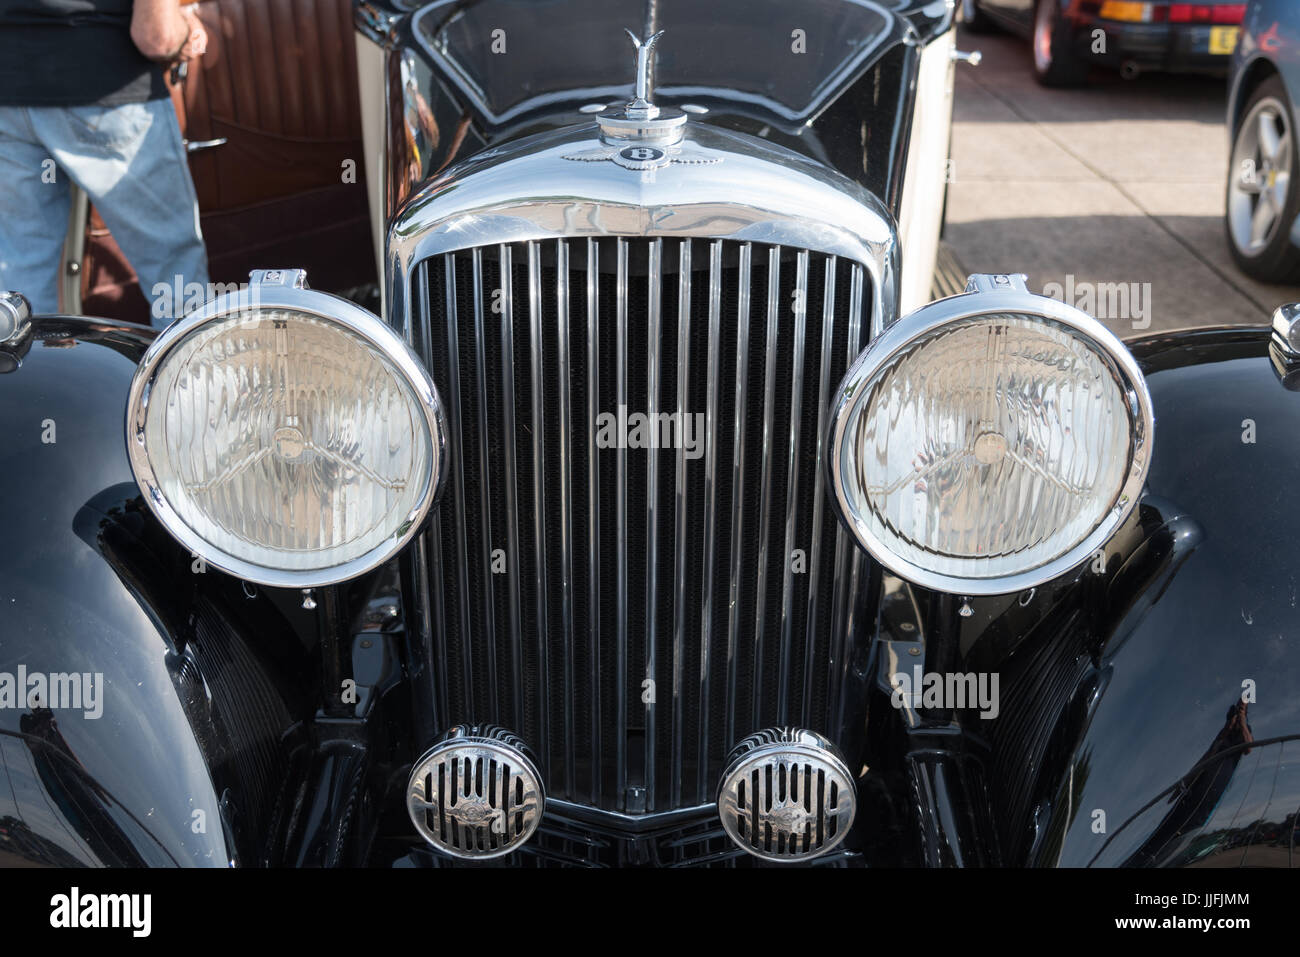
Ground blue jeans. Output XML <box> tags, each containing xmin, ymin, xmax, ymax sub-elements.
<box><xmin>0</xmin><ymin>98</ymin><xmax>208</xmax><ymax>327</ymax></box>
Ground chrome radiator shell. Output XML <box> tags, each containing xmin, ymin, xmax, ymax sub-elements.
<box><xmin>386</xmin><ymin>120</ymin><xmax>897</xmax><ymax>818</ymax></box>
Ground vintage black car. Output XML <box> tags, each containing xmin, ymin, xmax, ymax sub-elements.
<box><xmin>1</xmin><ymin>0</ymin><xmax>1298</xmax><ymax>869</ymax></box>
<box><xmin>965</xmin><ymin>0</ymin><xmax>1247</xmax><ymax>85</ymax></box>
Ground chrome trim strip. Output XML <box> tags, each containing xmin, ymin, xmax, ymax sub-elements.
<box><xmin>870</xmin><ymin>258</ymin><xmax>886</xmax><ymax>341</ymax></box>
<box><xmin>585</xmin><ymin>238</ymin><xmax>602</xmax><ymax>806</ymax></box>
<box><xmin>802</xmin><ymin>255</ymin><xmax>837</xmax><ymax>728</ymax></box>
<box><xmin>556</xmin><ymin>238</ymin><xmax>576</xmax><ymax>796</ymax></box>
<box><xmin>696</xmin><ymin>238</ymin><xmax>723</xmax><ymax>802</ymax></box>
<box><xmin>751</xmin><ymin>246</ymin><xmax>781</xmax><ymax>731</ymax></box>
<box><xmin>499</xmin><ymin>245</ymin><xmax>524</xmax><ymax>724</ymax></box>
<box><xmin>849</xmin><ymin>265</ymin><xmax>865</xmax><ymax>353</ymax></box>
<box><xmin>670</xmin><ymin>238</ymin><xmax>691</xmax><ymax>808</ymax></box>
<box><xmin>723</xmin><ymin>242</ymin><xmax>752</xmax><ymax>754</ymax></box>
<box><xmin>470</xmin><ymin>247</ymin><xmax>500</xmax><ymax>714</ymax></box>
<box><xmin>443</xmin><ymin>254</ymin><xmax>475</xmax><ymax>708</ymax></box>
<box><xmin>644</xmin><ymin>237</ymin><xmax>662</xmax><ymax>811</ymax></box>
<box><xmin>615</xmin><ymin>237</ymin><xmax>629</xmax><ymax>808</ymax></box>
<box><xmin>547</xmin><ymin>798</ymin><xmax>717</xmax><ymax>832</ymax></box>
<box><xmin>776</xmin><ymin>249</ymin><xmax>810</xmax><ymax>722</ymax></box>
<box><xmin>527</xmin><ymin>241</ymin><xmax>551</xmax><ymax>773</ymax></box>
<box><xmin>413</xmin><ymin>261</ymin><xmax>431</xmax><ymax>355</ymax></box>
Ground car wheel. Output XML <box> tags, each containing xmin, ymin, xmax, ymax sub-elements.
<box><xmin>1226</xmin><ymin>76</ymin><xmax>1300</xmax><ymax>282</ymax></box>
<box><xmin>1032</xmin><ymin>0</ymin><xmax>1089</xmax><ymax>87</ymax></box>
<box><xmin>961</xmin><ymin>0</ymin><xmax>995</xmax><ymax>33</ymax></box>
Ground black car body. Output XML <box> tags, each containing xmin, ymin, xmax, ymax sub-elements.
<box><xmin>2</xmin><ymin>0</ymin><xmax>1298</xmax><ymax>869</ymax></box>
<box><xmin>967</xmin><ymin>0</ymin><xmax>1247</xmax><ymax>84</ymax></box>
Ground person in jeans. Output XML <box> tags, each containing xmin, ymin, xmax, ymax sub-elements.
<box><xmin>0</xmin><ymin>0</ymin><xmax>209</xmax><ymax>325</ymax></box>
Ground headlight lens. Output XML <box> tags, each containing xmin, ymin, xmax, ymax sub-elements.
<box><xmin>127</xmin><ymin>281</ymin><xmax>444</xmax><ymax>586</ymax></box>
<box><xmin>830</xmin><ymin>284</ymin><xmax>1151</xmax><ymax>594</ymax></box>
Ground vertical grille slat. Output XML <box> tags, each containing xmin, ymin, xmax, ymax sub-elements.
<box><xmin>499</xmin><ymin>245</ymin><xmax>524</xmax><ymax>727</ymax></box>
<box><xmin>829</xmin><ymin>264</ymin><xmax>867</xmax><ymax>733</ymax></box>
<box><xmin>725</xmin><ymin>242</ymin><xmax>753</xmax><ymax>756</ymax></box>
<box><xmin>614</xmin><ymin>237</ymin><xmax>629</xmax><ymax>809</ymax></box>
<box><xmin>470</xmin><ymin>248</ymin><xmax>500</xmax><ymax>716</ymax></box>
<box><xmin>556</xmin><ymin>239</ymin><xmax>576</xmax><ymax>797</ymax></box>
<box><xmin>670</xmin><ymin>238</ymin><xmax>691</xmax><ymax>808</ymax></box>
<box><xmin>527</xmin><ymin>241</ymin><xmax>551</xmax><ymax>775</ymax></box>
<box><xmin>416</xmin><ymin>264</ymin><xmax>451</xmax><ymax>732</ymax></box>
<box><xmin>644</xmin><ymin>238</ymin><xmax>662</xmax><ymax>811</ymax></box>
<box><xmin>696</xmin><ymin>239</ymin><xmax>724</xmax><ymax>804</ymax></box>
<box><xmin>751</xmin><ymin>246</ymin><xmax>782</xmax><ymax>732</ymax></box>
<box><xmin>585</xmin><ymin>238</ymin><xmax>602</xmax><ymax>807</ymax></box>
<box><xmin>802</xmin><ymin>256</ymin><xmax>837</xmax><ymax>729</ymax></box>
<box><xmin>443</xmin><ymin>253</ymin><xmax>475</xmax><ymax>714</ymax></box>
<box><xmin>417</xmin><ymin>239</ymin><xmax>872</xmax><ymax>815</ymax></box>
<box><xmin>777</xmin><ymin>249</ymin><xmax>810</xmax><ymax>723</ymax></box>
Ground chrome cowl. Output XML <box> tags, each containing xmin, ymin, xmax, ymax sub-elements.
<box><xmin>406</xmin><ymin>725</ymin><xmax>544</xmax><ymax>860</ymax></box>
<box><xmin>387</xmin><ymin>119</ymin><xmax>898</xmax><ymax>339</ymax></box>
<box><xmin>717</xmin><ymin>728</ymin><xmax>857</xmax><ymax>862</ymax></box>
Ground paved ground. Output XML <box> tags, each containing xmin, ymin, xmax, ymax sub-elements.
<box><xmin>946</xmin><ymin>24</ymin><xmax>1300</xmax><ymax>339</ymax></box>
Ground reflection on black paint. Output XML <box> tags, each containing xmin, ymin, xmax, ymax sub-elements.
<box><xmin>1124</xmin><ymin>700</ymin><xmax>1255</xmax><ymax>866</ymax></box>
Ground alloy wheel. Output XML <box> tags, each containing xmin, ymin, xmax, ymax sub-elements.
<box><xmin>1228</xmin><ymin>96</ymin><xmax>1293</xmax><ymax>255</ymax></box>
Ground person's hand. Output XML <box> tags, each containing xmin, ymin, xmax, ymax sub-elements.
<box><xmin>130</xmin><ymin>0</ymin><xmax>206</xmax><ymax>64</ymax></box>
<box><xmin>178</xmin><ymin>8</ymin><xmax>207</xmax><ymax>61</ymax></box>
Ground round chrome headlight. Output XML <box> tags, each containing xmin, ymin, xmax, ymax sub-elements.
<box><xmin>126</xmin><ymin>277</ymin><xmax>444</xmax><ymax>587</ymax></box>
<box><xmin>829</xmin><ymin>278</ymin><xmax>1152</xmax><ymax>595</ymax></box>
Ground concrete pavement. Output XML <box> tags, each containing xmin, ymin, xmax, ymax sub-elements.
<box><xmin>945</xmin><ymin>25</ymin><xmax>1300</xmax><ymax>338</ymax></box>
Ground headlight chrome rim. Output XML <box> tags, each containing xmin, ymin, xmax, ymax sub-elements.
<box><xmin>828</xmin><ymin>282</ymin><xmax>1153</xmax><ymax>596</ymax></box>
<box><xmin>126</xmin><ymin>282</ymin><xmax>445</xmax><ymax>588</ymax></box>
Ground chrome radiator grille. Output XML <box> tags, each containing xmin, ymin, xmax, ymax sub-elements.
<box><xmin>410</xmin><ymin>237</ymin><xmax>871</xmax><ymax>813</ymax></box>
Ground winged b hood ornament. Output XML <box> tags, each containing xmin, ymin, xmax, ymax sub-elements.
<box><xmin>563</xmin><ymin>29</ymin><xmax>721</xmax><ymax>172</ymax></box>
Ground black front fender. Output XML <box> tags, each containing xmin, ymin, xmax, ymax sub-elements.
<box><xmin>0</xmin><ymin>319</ymin><xmax>307</xmax><ymax>867</ymax></box>
<box><xmin>1038</xmin><ymin>329</ymin><xmax>1300</xmax><ymax>867</ymax></box>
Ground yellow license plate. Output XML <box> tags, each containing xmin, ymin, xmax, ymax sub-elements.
<box><xmin>1209</xmin><ymin>26</ymin><xmax>1240</xmax><ymax>56</ymax></box>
